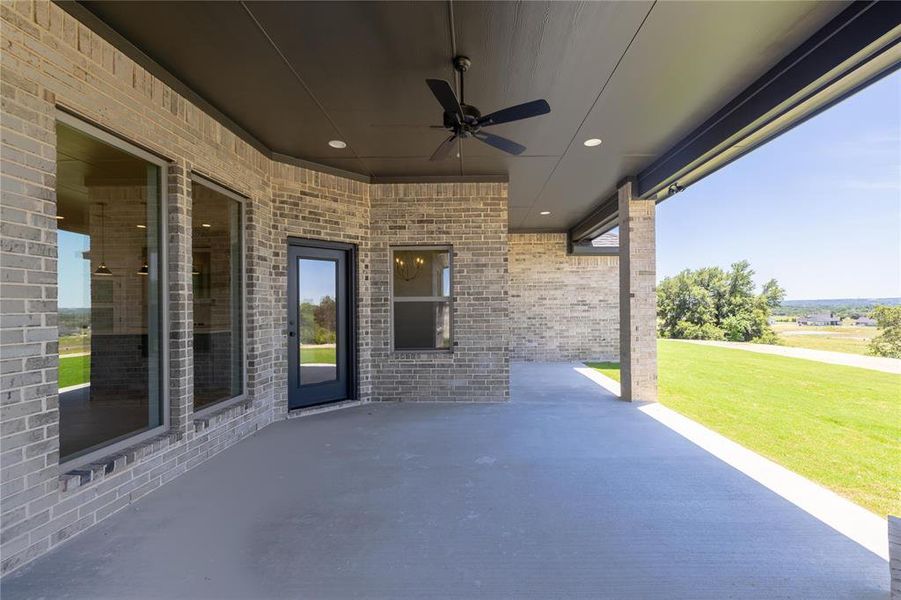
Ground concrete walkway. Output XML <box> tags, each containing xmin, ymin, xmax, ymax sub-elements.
<box><xmin>1</xmin><ymin>364</ymin><xmax>889</xmax><ymax>599</ymax></box>
<box><xmin>678</xmin><ymin>339</ymin><xmax>901</xmax><ymax>374</ymax></box>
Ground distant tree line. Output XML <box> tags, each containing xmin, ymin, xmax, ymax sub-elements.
<box><xmin>657</xmin><ymin>260</ymin><xmax>784</xmax><ymax>343</ymax></box>
<box><xmin>773</xmin><ymin>304</ymin><xmax>890</xmax><ymax>320</ymax></box>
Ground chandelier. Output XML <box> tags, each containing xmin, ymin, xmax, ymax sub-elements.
<box><xmin>394</xmin><ymin>255</ymin><xmax>424</xmax><ymax>281</ymax></box>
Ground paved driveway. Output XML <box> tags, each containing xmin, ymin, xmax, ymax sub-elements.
<box><xmin>1</xmin><ymin>364</ymin><xmax>889</xmax><ymax>599</ymax></box>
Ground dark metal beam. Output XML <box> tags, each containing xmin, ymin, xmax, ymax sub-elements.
<box><xmin>637</xmin><ymin>0</ymin><xmax>900</xmax><ymax>199</ymax></box>
<box><xmin>568</xmin><ymin>191</ymin><xmax>618</xmax><ymax>243</ymax></box>
<box><xmin>570</xmin><ymin>0</ymin><xmax>901</xmax><ymax>243</ymax></box>
<box><xmin>566</xmin><ymin>238</ymin><xmax>619</xmax><ymax>257</ymax></box>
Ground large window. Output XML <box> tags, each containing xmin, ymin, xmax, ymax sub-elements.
<box><xmin>191</xmin><ymin>177</ymin><xmax>244</xmax><ymax>411</ymax></box>
<box><xmin>391</xmin><ymin>247</ymin><xmax>452</xmax><ymax>350</ymax></box>
<box><xmin>56</xmin><ymin>117</ymin><xmax>165</xmax><ymax>463</ymax></box>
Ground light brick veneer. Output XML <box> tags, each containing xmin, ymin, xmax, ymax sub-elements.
<box><xmin>0</xmin><ymin>0</ymin><xmax>647</xmax><ymax>575</ymax></box>
<box><xmin>370</xmin><ymin>184</ymin><xmax>510</xmax><ymax>402</ymax></box>
<box><xmin>509</xmin><ymin>233</ymin><xmax>619</xmax><ymax>362</ymax></box>
<box><xmin>0</xmin><ymin>1</ymin><xmax>519</xmax><ymax>574</ymax></box>
<box><xmin>269</xmin><ymin>163</ymin><xmax>374</xmax><ymax>413</ymax></box>
<box><xmin>0</xmin><ymin>1</ymin><xmax>276</xmax><ymax>574</ymax></box>
<box><xmin>618</xmin><ymin>180</ymin><xmax>657</xmax><ymax>402</ymax></box>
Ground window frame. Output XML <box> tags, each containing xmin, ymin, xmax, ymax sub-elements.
<box><xmin>56</xmin><ymin>110</ymin><xmax>170</xmax><ymax>471</ymax></box>
<box><xmin>189</xmin><ymin>173</ymin><xmax>248</xmax><ymax>418</ymax></box>
<box><xmin>389</xmin><ymin>245</ymin><xmax>453</xmax><ymax>353</ymax></box>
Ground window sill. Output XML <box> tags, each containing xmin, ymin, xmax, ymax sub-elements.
<box><xmin>58</xmin><ymin>430</ymin><xmax>181</xmax><ymax>495</ymax></box>
<box><xmin>192</xmin><ymin>393</ymin><xmax>248</xmax><ymax>422</ymax></box>
<box><xmin>192</xmin><ymin>397</ymin><xmax>252</xmax><ymax>433</ymax></box>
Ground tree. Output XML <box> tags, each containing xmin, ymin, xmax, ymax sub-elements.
<box><xmin>761</xmin><ymin>278</ymin><xmax>786</xmax><ymax>308</ymax></box>
<box><xmin>313</xmin><ymin>296</ymin><xmax>337</xmax><ymax>336</ymax></box>
<box><xmin>868</xmin><ymin>305</ymin><xmax>901</xmax><ymax>358</ymax></box>
<box><xmin>299</xmin><ymin>296</ymin><xmax>337</xmax><ymax>345</ymax></box>
<box><xmin>657</xmin><ymin>261</ymin><xmax>783</xmax><ymax>343</ymax></box>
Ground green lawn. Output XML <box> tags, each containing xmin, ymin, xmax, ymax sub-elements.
<box><xmin>588</xmin><ymin>339</ymin><xmax>901</xmax><ymax>517</ymax></box>
<box><xmin>300</xmin><ymin>345</ymin><xmax>336</xmax><ymax>364</ymax></box>
<box><xmin>59</xmin><ymin>354</ymin><xmax>90</xmax><ymax>388</ymax></box>
<box><xmin>773</xmin><ymin>322</ymin><xmax>876</xmax><ymax>356</ymax></box>
<box><xmin>586</xmin><ymin>361</ymin><xmax>620</xmax><ymax>382</ymax></box>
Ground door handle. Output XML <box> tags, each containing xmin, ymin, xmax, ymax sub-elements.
<box><xmin>289</xmin><ymin>331</ymin><xmax>295</xmax><ymax>337</ymax></box>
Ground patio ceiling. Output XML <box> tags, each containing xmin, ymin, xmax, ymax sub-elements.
<box><xmin>65</xmin><ymin>1</ymin><xmax>852</xmax><ymax>232</ymax></box>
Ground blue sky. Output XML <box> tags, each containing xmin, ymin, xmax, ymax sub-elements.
<box><xmin>59</xmin><ymin>230</ymin><xmax>90</xmax><ymax>309</ymax></box>
<box><xmin>657</xmin><ymin>70</ymin><xmax>900</xmax><ymax>301</ymax></box>
<box><xmin>299</xmin><ymin>259</ymin><xmax>336</xmax><ymax>304</ymax></box>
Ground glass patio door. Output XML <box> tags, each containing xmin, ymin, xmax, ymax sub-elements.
<box><xmin>287</xmin><ymin>240</ymin><xmax>353</xmax><ymax>408</ymax></box>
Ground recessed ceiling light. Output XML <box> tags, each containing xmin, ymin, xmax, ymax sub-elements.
<box><xmin>136</xmin><ymin>224</ymin><xmax>146</xmax><ymax>229</ymax></box>
<box><xmin>539</xmin><ymin>211</ymin><xmax>551</xmax><ymax>215</ymax></box>
<box><xmin>201</xmin><ymin>223</ymin><xmax>211</xmax><ymax>228</ymax></box>
<box><xmin>328</xmin><ymin>140</ymin><xmax>347</xmax><ymax>149</ymax></box>
<box><xmin>583</xmin><ymin>138</ymin><xmax>602</xmax><ymax>147</ymax></box>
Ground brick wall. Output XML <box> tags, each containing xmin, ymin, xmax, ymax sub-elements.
<box><xmin>269</xmin><ymin>163</ymin><xmax>373</xmax><ymax>413</ymax></box>
<box><xmin>0</xmin><ymin>0</ymin><xmax>633</xmax><ymax>575</ymax></box>
<box><xmin>1</xmin><ymin>1</ymin><xmax>275</xmax><ymax>574</ymax></box>
<box><xmin>508</xmin><ymin>233</ymin><xmax>619</xmax><ymax>362</ymax></box>
<box><xmin>0</xmin><ymin>1</ymin><xmax>518</xmax><ymax>574</ymax></box>
<box><xmin>370</xmin><ymin>184</ymin><xmax>510</xmax><ymax>402</ymax></box>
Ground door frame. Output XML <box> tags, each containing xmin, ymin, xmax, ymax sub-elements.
<box><xmin>286</xmin><ymin>237</ymin><xmax>357</xmax><ymax>409</ymax></box>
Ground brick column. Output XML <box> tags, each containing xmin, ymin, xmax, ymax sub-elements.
<box><xmin>167</xmin><ymin>162</ymin><xmax>193</xmax><ymax>434</ymax></box>
<box><xmin>617</xmin><ymin>179</ymin><xmax>657</xmax><ymax>402</ymax></box>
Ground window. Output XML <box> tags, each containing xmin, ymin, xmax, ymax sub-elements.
<box><xmin>191</xmin><ymin>177</ymin><xmax>244</xmax><ymax>411</ymax></box>
<box><xmin>56</xmin><ymin>116</ymin><xmax>166</xmax><ymax>463</ymax></box>
<box><xmin>391</xmin><ymin>247</ymin><xmax>452</xmax><ymax>350</ymax></box>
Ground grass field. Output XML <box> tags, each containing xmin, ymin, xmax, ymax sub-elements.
<box><xmin>300</xmin><ymin>345</ymin><xmax>336</xmax><ymax>364</ymax></box>
<box><xmin>59</xmin><ymin>334</ymin><xmax>90</xmax><ymax>356</ymax></box>
<box><xmin>773</xmin><ymin>322</ymin><xmax>877</xmax><ymax>356</ymax></box>
<box><xmin>59</xmin><ymin>354</ymin><xmax>90</xmax><ymax>389</ymax></box>
<box><xmin>588</xmin><ymin>361</ymin><xmax>621</xmax><ymax>382</ymax></box>
<box><xmin>588</xmin><ymin>339</ymin><xmax>901</xmax><ymax>517</ymax></box>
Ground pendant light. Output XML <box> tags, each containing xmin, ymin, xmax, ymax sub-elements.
<box><xmin>93</xmin><ymin>202</ymin><xmax>112</xmax><ymax>276</ymax></box>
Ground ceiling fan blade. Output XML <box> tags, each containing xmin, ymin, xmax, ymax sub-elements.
<box><xmin>426</xmin><ymin>79</ymin><xmax>463</xmax><ymax>122</ymax></box>
<box><xmin>429</xmin><ymin>135</ymin><xmax>459</xmax><ymax>161</ymax></box>
<box><xmin>473</xmin><ymin>131</ymin><xmax>526</xmax><ymax>156</ymax></box>
<box><xmin>477</xmin><ymin>99</ymin><xmax>550</xmax><ymax>127</ymax></box>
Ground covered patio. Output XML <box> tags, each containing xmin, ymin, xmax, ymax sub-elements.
<box><xmin>2</xmin><ymin>0</ymin><xmax>899</xmax><ymax>589</ymax></box>
<box><xmin>2</xmin><ymin>364</ymin><xmax>887</xmax><ymax>599</ymax></box>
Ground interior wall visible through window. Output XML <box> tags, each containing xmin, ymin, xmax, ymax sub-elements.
<box><xmin>191</xmin><ymin>179</ymin><xmax>244</xmax><ymax>411</ymax></box>
<box><xmin>392</xmin><ymin>247</ymin><xmax>452</xmax><ymax>350</ymax></box>
<box><xmin>55</xmin><ymin>120</ymin><xmax>164</xmax><ymax>462</ymax></box>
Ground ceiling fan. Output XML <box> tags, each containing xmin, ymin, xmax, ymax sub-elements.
<box><xmin>426</xmin><ymin>56</ymin><xmax>551</xmax><ymax>161</ymax></box>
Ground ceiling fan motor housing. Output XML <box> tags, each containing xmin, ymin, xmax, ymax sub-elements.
<box><xmin>453</xmin><ymin>55</ymin><xmax>471</xmax><ymax>72</ymax></box>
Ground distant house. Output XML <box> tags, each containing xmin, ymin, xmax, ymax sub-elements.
<box><xmin>797</xmin><ymin>312</ymin><xmax>841</xmax><ymax>326</ymax></box>
<box><xmin>855</xmin><ymin>316</ymin><xmax>877</xmax><ymax>327</ymax></box>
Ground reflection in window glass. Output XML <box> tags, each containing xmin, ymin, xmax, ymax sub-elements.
<box><xmin>392</xmin><ymin>248</ymin><xmax>452</xmax><ymax>350</ymax></box>
<box><xmin>56</xmin><ymin>122</ymin><xmax>163</xmax><ymax>461</ymax></box>
<box><xmin>299</xmin><ymin>259</ymin><xmax>337</xmax><ymax>385</ymax></box>
<box><xmin>192</xmin><ymin>182</ymin><xmax>243</xmax><ymax>410</ymax></box>
<box><xmin>393</xmin><ymin>249</ymin><xmax>450</xmax><ymax>297</ymax></box>
<box><xmin>394</xmin><ymin>301</ymin><xmax>451</xmax><ymax>350</ymax></box>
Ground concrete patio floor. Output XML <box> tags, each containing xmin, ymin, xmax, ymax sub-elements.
<box><xmin>1</xmin><ymin>363</ymin><xmax>888</xmax><ymax>599</ymax></box>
